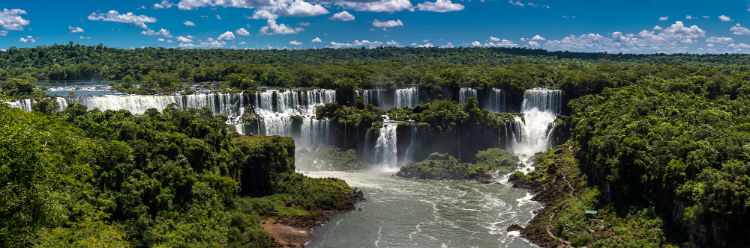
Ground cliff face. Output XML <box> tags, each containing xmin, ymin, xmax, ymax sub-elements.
<box><xmin>233</xmin><ymin>135</ymin><xmax>296</xmax><ymax>197</ymax></box>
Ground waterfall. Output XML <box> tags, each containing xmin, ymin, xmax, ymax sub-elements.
<box><xmin>394</xmin><ymin>87</ymin><xmax>418</xmax><ymax>108</ymax></box>
<box><xmin>511</xmin><ymin>88</ymin><xmax>561</xmax><ymax>173</ymax></box>
<box><xmin>372</xmin><ymin>116</ymin><xmax>398</xmax><ymax>171</ymax></box>
<box><xmin>402</xmin><ymin>123</ymin><xmax>417</xmax><ymax>166</ymax></box>
<box><xmin>459</xmin><ymin>88</ymin><xmax>477</xmax><ymax>104</ymax></box>
<box><xmin>360</xmin><ymin>89</ymin><xmax>385</xmax><ymax>108</ymax></box>
<box><xmin>5</xmin><ymin>97</ymin><xmax>68</xmax><ymax>112</ymax></box>
<box><xmin>486</xmin><ymin>88</ymin><xmax>506</xmax><ymax>112</ymax></box>
<box><xmin>253</xmin><ymin>89</ymin><xmax>336</xmax><ymax>150</ymax></box>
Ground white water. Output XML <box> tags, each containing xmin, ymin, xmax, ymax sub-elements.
<box><xmin>395</xmin><ymin>87</ymin><xmax>419</xmax><ymax>108</ymax></box>
<box><xmin>372</xmin><ymin>116</ymin><xmax>399</xmax><ymax>172</ymax></box>
<box><xmin>487</xmin><ymin>88</ymin><xmax>506</xmax><ymax>112</ymax></box>
<box><xmin>459</xmin><ymin>87</ymin><xmax>477</xmax><ymax>104</ymax></box>
<box><xmin>511</xmin><ymin>88</ymin><xmax>561</xmax><ymax>173</ymax></box>
<box><xmin>252</xmin><ymin>89</ymin><xmax>336</xmax><ymax>150</ymax></box>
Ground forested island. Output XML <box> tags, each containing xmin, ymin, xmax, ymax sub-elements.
<box><xmin>1</xmin><ymin>44</ymin><xmax>749</xmax><ymax>247</ymax></box>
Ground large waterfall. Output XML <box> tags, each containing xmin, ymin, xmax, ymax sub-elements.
<box><xmin>459</xmin><ymin>87</ymin><xmax>477</xmax><ymax>104</ymax></box>
<box><xmin>360</xmin><ymin>89</ymin><xmax>386</xmax><ymax>108</ymax></box>
<box><xmin>511</xmin><ymin>88</ymin><xmax>561</xmax><ymax>173</ymax></box>
<box><xmin>252</xmin><ymin>89</ymin><xmax>335</xmax><ymax>150</ymax></box>
<box><xmin>372</xmin><ymin>116</ymin><xmax>398</xmax><ymax>171</ymax></box>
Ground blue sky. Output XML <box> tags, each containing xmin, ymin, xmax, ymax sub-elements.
<box><xmin>0</xmin><ymin>0</ymin><xmax>748</xmax><ymax>53</ymax></box>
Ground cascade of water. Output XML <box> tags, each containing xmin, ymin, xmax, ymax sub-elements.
<box><xmin>253</xmin><ymin>89</ymin><xmax>336</xmax><ymax>150</ymax></box>
<box><xmin>459</xmin><ymin>88</ymin><xmax>477</xmax><ymax>104</ymax></box>
<box><xmin>372</xmin><ymin>116</ymin><xmax>398</xmax><ymax>171</ymax></box>
<box><xmin>402</xmin><ymin>123</ymin><xmax>417</xmax><ymax>166</ymax></box>
<box><xmin>486</xmin><ymin>88</ymin><xmax>506</xmax><ymax>112</ymax></box>
<box><xmin>394</xmin><ymin>87</ymin><xmax>418</xmax><ymax>108</ymax></box>
<box><xmin>510</xmin><ymin>88</ymin><xmax>561</xmax><ymax>173</ymax></box>
<box><xmin>5</xmin><ymin>97</ymin><xmax>69</xmax><ymax>112</ymax></box>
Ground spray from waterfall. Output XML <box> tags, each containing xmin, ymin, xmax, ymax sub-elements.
<box><xmin>510</xmin><ymin>88</ymin><xmax>561</xmax><ymax>173</ymax></box>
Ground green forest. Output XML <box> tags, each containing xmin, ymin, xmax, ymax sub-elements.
<box><xmin>1</xmin><ymin>45</ymin><xmax>749</xmax><ymax>247</ymax></box>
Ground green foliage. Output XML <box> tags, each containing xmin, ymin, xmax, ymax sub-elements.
<box><xmin>0</xmin><ymin>74</ymin><xmax>46</xmax><ymax>100</ymax></box>
<box><xmin>0</xmin><ymin>102</ymin><xmax>357</xmax><ymax>247</ymax></box>
<box><xmin>397</xmin><ymin>148</ymin><xmax>518</xmax><ymax>180</ymax></box>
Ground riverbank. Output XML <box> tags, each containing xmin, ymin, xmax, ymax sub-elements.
<box><xmin>262</xmin><ymin>190</ymin><xmax>365</xmax><ymax>247</ymax></box>
<box><xmin>507</xmin><ymin>143</ymin><xmax>673</xmax><ymax>247</ymax></box>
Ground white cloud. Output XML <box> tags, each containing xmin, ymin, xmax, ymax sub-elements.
<box><xmin>218</xmin><ymin>31</ymin><xmax>236</xmax><ymax>40</ymax></box>
<box><xmin>177</xmin><ymin>35</ymin><xmax>194</xmax><ymax>42</ymax></box>
<box><xmin>0</xmin><ymin>8</ymin><xmax>31</xmax><ymax>31</ymax></box>
<box><xmin>489</xmin><ymin>36</ymin><xmax>500</xmax><ymax>42</ymax></box>
<box><xmin>158</xmin><ymin>38</ymin><xmax>165</xmax><ymax>41</ymax></box>
<box><xmin>19</xmin><ymin>35</ymin><xmax>35</xmax><ymax>43</ymax></box>
<box><xmin>298</xmin><ymin>22</ymin><xmax>310</xmax><ymax>26</ymax></box>
<box><xmin>531</xmin><ymin>34</ymin><xmax>545</xmax><ymax>41</ymax></box>
<box><xmin>179</xmin><ymin>37</ymin><xmax>226</xmax><ymax>48</ymax></box>
<box><xmin>729</xmin><ymin>43</ymin><xmax>750</xmax><ymax>49</ymax></box>
<box><xmin>153</xmin><ymin>0</ymin><xmax>175</xmax><ymax>9</ymax></box>
<box><xmin>250</xmin><ymin>9</ymin><xmax>279</xmax><ymax>20</ymax></box>
<box><xmin>471</xmin><ymin>41</ymin><xmax>481</xmax><ymax>47</ymax></box>
<box><xmin>183</xmin><ymin>20</ymin><xmax>196</xmax><ymax>26</ymax></box>
<box><xmin>259</xmin><ymin>19</ymin><xmax>303</xmax><ymax>35</ymax></box>
<box><xmin>730</xmin><ymin>23</ymin><xmax>750</xmax><ymax>35</ymax></box>
<box><xmin>718</xmin><ymin>15</ymin><xmax>731</xmax><ymax>22</ymax></box>
<box><xmin>179</xmin><ymin>0</ymin><xmax>328</xmax><ymax>18</ymax></box>
<box><xmin>544</xmin><ymin>21</ymin><xmax>710</xmax><ymax>53</ymax></box>
<box><xmin>216</xmin><ymin>14</ymin><xmax>222</xmax><ymax>20</ymax></box>
<box><xmin>289</xmin><ymin>40</ymin><xmax>302</xmax><ymax>45</ymax></box>
<box><xmin>484</xmin><ymin>39</ymin><xmax>517</xmax><ymax>47</ymax></box>
<box><xmin>141</xmin><ymin>28</ymin><xmax>173</xmax><ymax>38</ymax></box>
<box><xmin>336</xmin><ymin>0</ymin><xmax>414</xmax><ymax>13</ymax></box>
<box><xmin>527</xmin><ymin>40</ymin><xmax>540</xmax><ymax>47</ymax></box>
<box><xmin>87</xmin><ymin>10</ymin><xmax>156</xmax><ymax>29</ymax></box>
<box><xmin>311</xmin><ymin>37</ymin><xmax>322</xmax><ymax>43</ymax></box>
<box><xmin>508</xmin><ymin>0</ymin><xmax>524</xmax><ymax>7</ymax></box>
<box><xmin>417</xmin><ymin>0</ymin><xmax>464</xmax><ymax>12</ymax></box>
<box><xmin>329</xmin><ymin>40</ymin><xmax>391</xmax><ymax>48</ymax></box>
<box><xmin>386</xmin><ymin>40</ymin><xmax>400</xmax><ymax>46</ymax></box>
<box><xmin>658</xmin><ymin>16</ymin><xmax>669</xmax><ymax>21</ymax></box>
<box><xmin>417</xmin><ymin>42</ymin><xmax>434</xmax><ymax>48</ymax></box>
<box><xmin>373</xmin><ymin>19</ymin><xmax>403</xmax><ymax>28</ymax></box>
<box><xmin>0</xmin><ymin>30</ymin><xmax>7</xmax><ymax>36</ymax></box>
<box><xmin>705</xmin><ymin>36</ymin><xmax>733</xmax><ymax>43</ymax></box>
<box><xmin>68</xmin><ymin>26</ymin><xmax>84</xmax><ymax>33</ymax></box>
<box><xmin>79</xmin><ymin>36</ymin><xmax>91</xmax><ymax>40</ymax></box>
<box><xmin>685</xmin><ymin>15</ymin><xmax>695</xmax><ymax>20</ymax></box>
<box><xmin>330</xmin><ymin>11</ymin><xmax>355</xmax><ymax>21</ymax></box>
<box><xmin>236</xmin><ymin>27</ymin><xmax>250</xmax><ymax>36</ymax></box>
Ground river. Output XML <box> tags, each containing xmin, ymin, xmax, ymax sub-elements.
<box><xmin>303</xmin><ymin>171</ymin><xmax>542</xmax><ymax>248</ymax></box>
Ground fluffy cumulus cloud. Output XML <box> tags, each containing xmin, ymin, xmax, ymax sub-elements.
<box><xmin>177</xmin><ymin>35</ymin><xmax>194</xmax><ymax>42</ymax></box>
<box><xmin>183</xmin><ymin>20</ymin><xmax>196</xmax><ymax>26</ymax></box>
<box><xmin>178</xmin><ymin>0</ymin><xmax>328</xmax><ymax>18</ymax></box>
<box><xmin>311</xmin><ymin>37</ymin><xmax>322</xmax><ymax>43</ymax></box>
<box><xmin>141</xmin><ymin>28</ymin><xmax>173</xmax><ymax>37</ymax></box>
<box><xmin>489</xmin><ymin>36</ymin><xmax>500</xmax><ymax>42</ymax></box>
<box><xmin>705</xmin><ymin>36</ymin><xmax>733</xmax><ymax>43</ymax></box>
<box><xmin>259</xmin><ymin>19</ymin><xmax>303</xmax><ymax>35</ymax></box>
<box><xmin>153</xmin><ymin>0</ymin><xmax>175</xmax><ymax>9</ymax></box>
<box><xmin>179</xmin><ymin>37</ymin><xmax>225</xmax><ymax>48</ymax></box>
<box><xmin>19</xmin><ymin>35</ymin><xmax>35</xmax><ymax>43</ymax></box>
<box><xmin>484</xmin><ymin>39</ymin><xmax>517</xmax><ymax>47</ymax></box>
<box><xmin>718</xmin><ymin>15</ymin><xmax>731</xmax><ymax>22</ymax></box>
<box><xmin>730</xmin><ymin>23</ymin><xmax>750</xmax><ymax>36</ymax></box>
<box><xmin>335</xmin><ymin>0</ymin><xmax>414</xmax><ymax>13</ymax></box>
<box><xmin>417</xmin><ymin>0</ymin><xmax>464</xmax><ymax>12</ymax></box>
<box><xmin>372</xmin><ymin>19</ymin><xmax>403</xmax><ymax>28</ymax></box>
<box><xmin>87</xmin><ymin>10</ymin><xmax>156</xmax><ymax>29</ymax></box>
<box><xmin>68</xmin><ymin>26</ymin><xmax>84</xmax><ymax>33</ymax></box>
<box><xmin>543</xmin><ymin>21</ymin><xmax>713</xmax><ymax>53</ymax></box>
<box><xmin>218</xmin><ymin>31</ymin><xmax>236</xmax><ymax>40</ymax></box>
<box><xmin>329</xmin><ymin>39</ymin><xmax>399</xmax><ymax>48</ymax></box>
<box><xmin>659</xmin><ymin>16</ymin><xmax>669</xmax><ymax>21</ymax></box>
<box><xmin>329</xmin><ymin>11</ymin><xmax>355</xmax><ymax>21</ymax></box>
<box><xmin>471</xmin><ymin>40</ymin><xmax>481</xmax><ymax>47</ymax></box>
<box><xmin>289</xmin><ymin>40</ymin><xmax>302</xmax><ymax>45</ymax></box>
<box><xmin>0</xmin><ymin>8</ymin><xmax>31</xmax><ymax>33</ymax></box>
<box><xmin>507</xmin><ymin>1</ymin><xmax>548</xmax><ymax>8</ymax></box>
<box><xmin>236</xmin><ymin>27</ymin><xmax>250</xmax><ymax>36</ymax></box>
